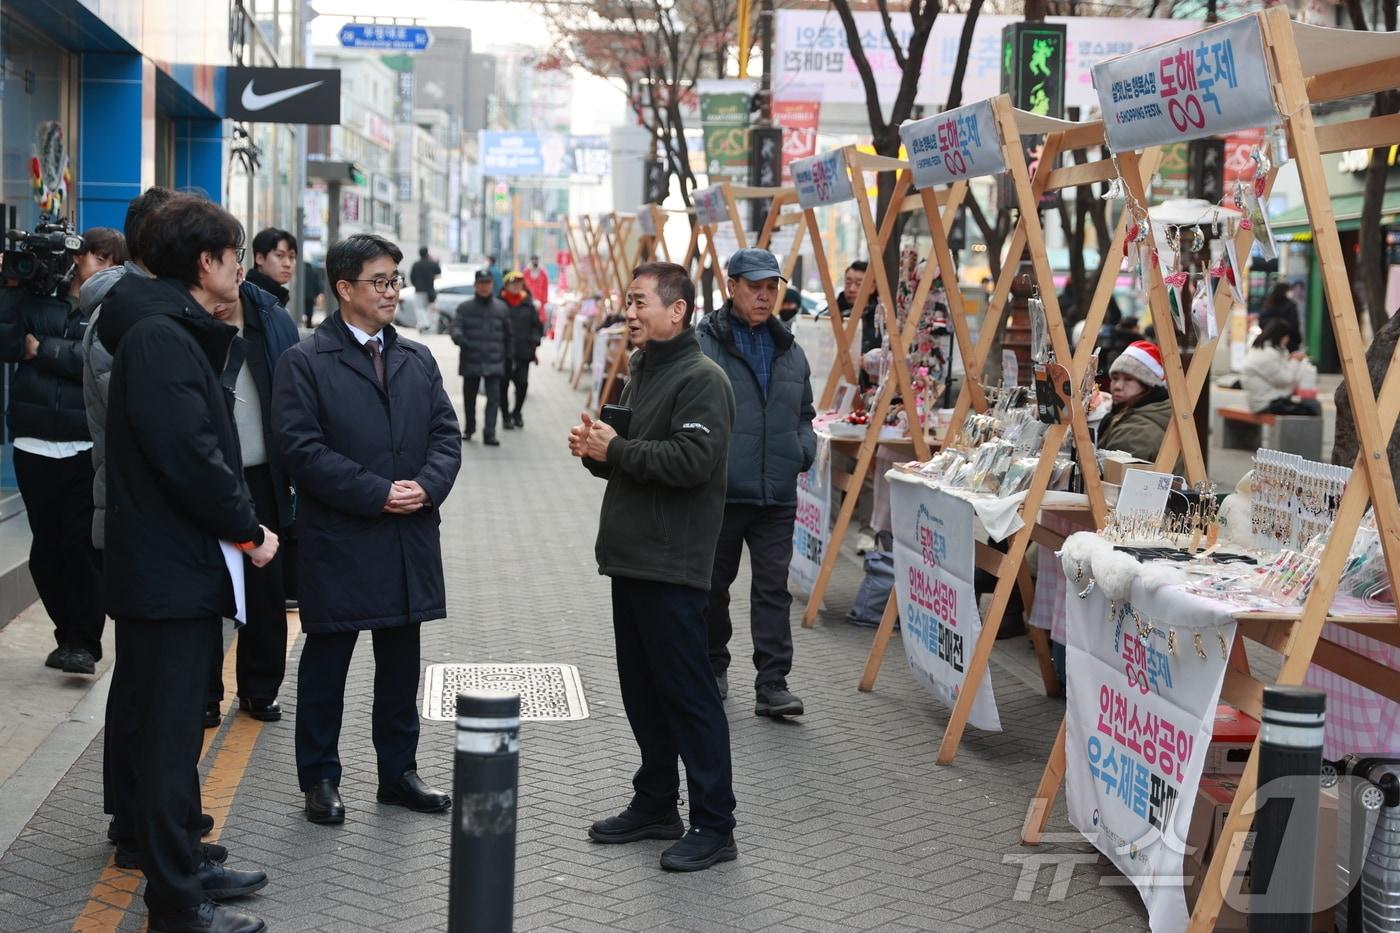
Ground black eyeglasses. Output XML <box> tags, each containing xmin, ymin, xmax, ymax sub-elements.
<box><xmin>230</xmin><ymin>246</ymin><xmax>246</xmax><ymax>263</ymax></box>
<box><xmin>351</xmin><ymin>274</ymin><xmax>406</xmax><ymax>294</ymax></box>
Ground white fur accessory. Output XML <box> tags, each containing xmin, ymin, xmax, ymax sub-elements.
<box><xmin>1059</xmin><ymin>531</ymin><xmax>1188</xmax><ymax>604</ymax></box>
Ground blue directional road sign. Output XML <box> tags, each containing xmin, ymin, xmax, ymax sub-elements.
<box><xmin>338</xmin><ymin>24</ymin><xmax>432</xmax><ymax>52</ymax></box>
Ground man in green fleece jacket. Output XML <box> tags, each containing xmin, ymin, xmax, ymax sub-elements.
<box><xmin>569</xmin><ymin>260</ymin><xmax>738</xmax><ymax>872</ymax></box>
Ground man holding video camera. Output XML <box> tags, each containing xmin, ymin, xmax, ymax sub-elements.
<box><xmin>4</xmin><ymin>225</ymin><xmax>126</xmax><ymax>676</ymax></box>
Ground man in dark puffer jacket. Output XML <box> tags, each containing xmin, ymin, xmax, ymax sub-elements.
<box><xmin>696</xmin><ymin>248</ymin><xmax>816</xmax><ymax>718</ymax></box>
<box><xmin>450</xmin><ymin>269</ymin><xmax>512</xmax><ymax>445</ymax></box>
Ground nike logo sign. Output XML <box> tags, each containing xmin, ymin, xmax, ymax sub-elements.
<box><xmin>240</xmin><ymin>79</ymin><xmax>324</xmax><ymax>112</ymax></box>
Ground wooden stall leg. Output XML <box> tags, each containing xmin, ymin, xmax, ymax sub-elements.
<box><xmin>858</xmin><ymin>590</ymin><xmax>901</xmax><ymax>692</ymax></box>
<box><xmin>1021</xmin><ymin>717</ymin><xmax>1068</xmax><ymax>845</ymax></box>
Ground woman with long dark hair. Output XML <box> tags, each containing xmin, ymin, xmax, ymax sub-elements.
<box><xmin>1241</xmin><ymin>319</ymin><xmax>1320</xmax><ymax>415</ymax></box>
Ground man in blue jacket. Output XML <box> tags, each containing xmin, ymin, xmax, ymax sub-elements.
<box><xmin>696</xmin><ymin>249</ymin><xmax>816</xmax><ymax>717</ymax></box>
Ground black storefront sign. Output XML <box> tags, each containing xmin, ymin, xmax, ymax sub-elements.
<box><xmin>226</xmin><ymin>67</ymin><xmax>342</xmax><ymax>125</ymax></box>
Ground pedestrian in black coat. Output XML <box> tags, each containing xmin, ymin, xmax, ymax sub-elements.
<box><xmin>272</xmin><ymin>233</ymin><xmax>461</xmax><ymax>825</ymax></box>
<box><xmin>99</xmin><ymin>193</ymin><xmax>276</xmax><ymax>933</ymax></box>
<box><xmin>450</xmin><ymin>270</ymin><xmax>512</xmax><ymax>444</ymax></box>
<box><xmin>499</xmin><ymin>271</ymin><xmax>545</xmax><ymax>428</ymax></box>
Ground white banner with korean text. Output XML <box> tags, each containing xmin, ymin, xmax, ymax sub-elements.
<box><xmin>694</xmin><ymin>186</ymin><xmax>729</xmax><ymax>227</ymax></box>
<box><xmin>1064</xmin><ymin>580</ymin><xmax>1236</xmax><ymax>933</ymax></box>
<box><xmin>792</xmin><ymin>149</ymin><xmax>856</xmax><ymax>211</ymax></box>
<box><xmin>889</xmin><ymin>472</ymin><xmax>1001</xmax><ymax>732</ymax></box>
<box><xmin>789</xmin><ymin>436</ymin><xmax>832</xmax><ymax>598</ymax></box>
<box><xmin>1093</xmin><ymin>14</ymin><xmax>1281</xmax><ymax>152</ymax></box>
<box><xmin>900</xmin><ymin>99</ymin><xmax>1007</xmax><ymax>190</ymax></box>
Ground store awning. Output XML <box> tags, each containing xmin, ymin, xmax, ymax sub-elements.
<box><xmin>1272</xmin><ymin>188</ymin><xmax>1400</xmax><ymax>234</ymax></box>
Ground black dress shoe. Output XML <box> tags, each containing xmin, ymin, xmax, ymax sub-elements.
<box><xmin>63</xmin><ymin>648</ymin><xmax>97</xmax><ymax>675</ymax></box>
<box><xmin>203</xmin><ymin>703</ymin><xmax>222</xmax><ymax>729</ymax></box>
<box><xmin>502</xmin><ymin>417</ymin><xmax>515</xmax><ymax>430</ymax></box>
<box><xmin>482</xmin><ymin>436</ymin><xmax>500</xmax><ymax>447</ymax></box>
<box><xmin>376</xmin><ymin>770</ymin><xmax>451</xmax><ymax>813</ymax></box>
<box><xmin>237</xmin><ymin>697</ymin><xmax>281</xmax><ymax>722</ymax></box>
<box><xmin>45</xmin><ymin>647</ymin><xmax>71</xmax><ymax>670</ymax></box>
<box><xmin>195</xmin><ymin>858</ymin><xmax>268</xmax><ymax>899</ymax></box>
<box><xmin>588</xmin><ymin>807</ymin><xmax>685</xmax><ymax>844</ymax></box>
<box><xmin>305</xmin><ymin>780</ymin><xmax>345</xmax><ymax>824</ymax></box>
<box><xmin>116</xmin><ymin>842</ymin><xmax>227</xmax><ymax>870</ymax></box>
<box><xmin>148</xmin><ymin>900</ymin><xmax>266</xmax><ymax>933</ymax></box>
<box><xmin>199</xmin><ymin>812</ymin><xmax>215</xmax><ymax>837</ymax></box>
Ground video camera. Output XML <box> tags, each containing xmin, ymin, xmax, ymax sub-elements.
<box><xmin>2</xmin><ymin>218</ymin><xmax>83</xmax><ymax>296</ymax></box>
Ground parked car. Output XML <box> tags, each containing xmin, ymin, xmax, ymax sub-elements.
<box><xmin>396</xmin><ymin>263</ymin><xmax>481</xmax><ymax>333</ymax></box>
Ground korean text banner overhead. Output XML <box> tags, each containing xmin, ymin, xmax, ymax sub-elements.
<box><xmin>1092</xmin><ymin>14</ymin><xmax>1281</xmax><ymax>152</ymax></box>
<box><xmin>791</xmin><ymin>150</ymin><xmax>855</xmax><ymax>211</ymax></box>
<box><xmin>479</xmin><ymin>132</ymin><xmax>613</xmax><ymax>178</ymax></box>
<box><xmin>694</xmin><ymin>186</ymin><xmax>728</xmax><ymax>226</ymax></box>
<box><xmin>900</xmin><ymin>99</ymin><xmax>1006</xmax><ymax>191</ymax></box>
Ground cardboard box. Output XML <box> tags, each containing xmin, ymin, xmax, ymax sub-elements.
<box><xmin>1205</xmin><ymin>705</ymin><xmax>1260</xmax><ymax>777</ymax></box>
<box><xmin>1101</xmin><ymin>455</ymin><xmax>1152</xmax><ymax>486</ymax></box>
<box><xmin>1183</xmin><ymin>780</ymin><xmax>1337</xmax><ymax>931</ymax></box>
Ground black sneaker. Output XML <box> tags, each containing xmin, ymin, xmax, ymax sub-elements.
<box><xmin>148</xmin><ymin>900</ymin><xmax>266</xmax><ymax>933</ymax></box>
<box><xmin>588</xmin><ymin>807</ymin><xmax>684</xmax><ymax>844</ymax></box>
<box><xmin>461</xmin><ymin>432</ymin><xmax>474</xmax><ymax>443</ymax></box>
<box><xmin>483</xmin><ymin>436</ymin><xmax>500</xmax><ymax>447</ymax></box>
<box><xmin>502</xmin><ymin>417</ymin><xmax>515</xmax><ymax>430</ymax></box>
<box><xmin>755</xmin><ymin>682</ymin><xmax>804</xmax><ymax>717</ymax></box>
<box><xmin>513</xmin><ymin>413</ymin><xmax>524</xmax><ymax>428</ymax></box>
<box><xmin>715</xmin><ymin>671</ymin><xmax>728</xmax><ymax>699</ymax></box>
<box><xmin>659</xmin><ymin>827</ymin><xmax>738</xmax><ymax>871</ymax></box>
<box><xmin>45</xmin><ymin>647</ymin><xmax>71</xmax><ymax>670</ymax></box>
<box><xmin>62</xmin><ymin>648</ymin><xmax>96</xmax><ymax>675</ymax></box>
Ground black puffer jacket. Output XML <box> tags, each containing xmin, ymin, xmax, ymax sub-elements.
<box><xmin>504</xmin><ymin>294</ymin><xmax>544</xmax><ymax>360</ymax></box>
<box><xmin>696</xmin><ymin>304</ymin><xmax>817</xmax><ymax>506</ymax></box>
<box><xmin>98</xmin><ymin>275</ymin><xmax>261</xmax><ymax>622</ymax></box>
<box><xmin>450</xmin><ymin>294</ymin><xmax>512</xmax><ymax>377</ymax></box>
<box><xmin>7</xmin><ymin>292</ymin><xmax>90</xmax><ymax>441</ymax></box>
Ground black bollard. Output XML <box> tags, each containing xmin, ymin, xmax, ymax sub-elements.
<box><xmin>1249</xmin><ymin>686</ymin><xmax>1325</xmax><ymax>932</ymax></box>
<box><xmin>449</xmin><ymin>691</ymin><xmax>521</xmax><ymax>933</ymax></box>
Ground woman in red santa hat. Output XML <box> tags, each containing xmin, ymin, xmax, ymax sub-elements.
<box><xmin>1097</xmin><ymin>340</ymin><xmax>1173</xmax><ymax>462</ymax></box>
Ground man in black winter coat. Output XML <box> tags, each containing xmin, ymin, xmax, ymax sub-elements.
<box><xmin>246</xmin><ymin>227</ymin><xmax>297</xmax><ymax>307</ymax></box>
<box><xmin>696</xmin><ymin>249</ymin><xmax>816</xmax><ymax>717</ymax></box>
<box><xmin>451</xmin><ymin>269</ymin><xmax>512</xmax><ymax>445</ymax></box>
<box><xmin>499</xmin><ymin>270</ymin><xmax>545</xmax><ymax>429</ymax></box>
<box><xmin>273</xmin><ymin>233</ymin><xmax>461</xmax><ymax>827</ymax></box>
<box><xmin>99</xmin><ymin>193</ymin><xmax>277</xmax><ymax>933</ymax></box>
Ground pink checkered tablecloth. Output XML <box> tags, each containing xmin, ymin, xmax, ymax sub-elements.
<box><xmin>1305</xmin><ymin>622</ymin><xmax>1400</xmax><ymax>759</ymax></box>
<box><xmin>1029</xmin><ymin>513</ymin><xmax>1083</xmax><ymax>644</ymax></box>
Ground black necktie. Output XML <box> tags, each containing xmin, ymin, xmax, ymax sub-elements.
<box><xmin>366</xmin><ymin>338</ymin><xmax>385</xmax><ymax>387</ymax></box>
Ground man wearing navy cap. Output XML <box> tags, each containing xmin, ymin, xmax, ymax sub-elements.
<box><xmin>696</xmin><ymin>248</ymin><xmax>816</xmax><ymax>718</ymax></box>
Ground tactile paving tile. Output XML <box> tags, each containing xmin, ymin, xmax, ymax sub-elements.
<box><xmin>420</xmin><ymin>663</ymin><xmax>589</xmax><ymax>722</ymax></box>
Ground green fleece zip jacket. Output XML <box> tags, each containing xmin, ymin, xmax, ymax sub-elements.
<box><xmin>583</xmin><ymin>327</ymin><xmax>735</xmax><ymax>591</ymax></box>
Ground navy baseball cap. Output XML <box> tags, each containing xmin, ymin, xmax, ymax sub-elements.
<box><xmin>474</xmin><ymin>269</ymin><xmax>493</xmax><ymax>282</ymax></box>
<box><xmin>725</xmin><ymin>248</ymin><xmax>787</xmax><ymax>282</ymax></box>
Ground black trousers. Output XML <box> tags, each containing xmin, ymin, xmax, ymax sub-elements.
<box><xmin>612</xmin><ymin>577</ymin><xmax>735</xmax><ymax>833</ymax></box>
<box><xmin>500</xmin><ymin>357</ymin><xmax>532</xmax><ymax>418</ymax></box>
<box><xmin>294</xmin><ymin>623</ymin><xmax>421</xmax><ymax>791</ymax></box>
<box><xmin>206</xmin><ymin>464</ymin><xmax>287</xmax><ymax>705</ymax></box>
<box><xmin>705</xmin><ymin>504</ymin><xmax>797</xmax><ymax>688</ymax></box>
<box><xmin>1262</xmin><ymin>396</ymin><xmax>1321</xmax><ymax>416</ymax></box>
<box><xmin>463</xmin><ymin>375</ymin><xmax>502</xmax><ymax>439</ymax></box>
<box><xmin>107</xmin><ymin>616</ymin><xmax>221</xmax><ymax>915</ymax></box>
<box><xmin>14</xmin><ymin>448</ymin><xmax>104</xmax><ymax>658</ymax></box>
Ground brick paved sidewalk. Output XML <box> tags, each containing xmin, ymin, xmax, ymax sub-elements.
<box><xmin>0</xmin><ymin>334</ymin><xmax>1148</xmax><ymax>932</ymax></box>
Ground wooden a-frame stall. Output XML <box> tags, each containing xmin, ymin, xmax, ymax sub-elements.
<box><xmin>796</xmin><ymin>149</ymin><xmax>968</xmax><ymax>630</ymax></box>
<box><xmin>1016</xmin><ymin>12</ymin><xmax>1400</xmax><ymax>932</ymax></box>
<box><xmin>852</xmin><ymin>100</ymin><xmax>1183</xmax><ymax>768</ymax></box>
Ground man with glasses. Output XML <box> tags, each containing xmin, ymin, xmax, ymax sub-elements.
<box><xmin>272</xmin><ymin>234</ymin><xmax>462</xmax><ymax>827</ymax></box>
<box><xmin>98</xmin><ymin>193</ymin><xmax>275</xmax><ymax>933</ymax></box>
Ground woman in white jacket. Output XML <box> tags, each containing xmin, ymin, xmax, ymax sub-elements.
<box><xmin>1240</xmin><ymin>319</ymin><xmax>1320</xmax><ymax>415</ymax></box>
